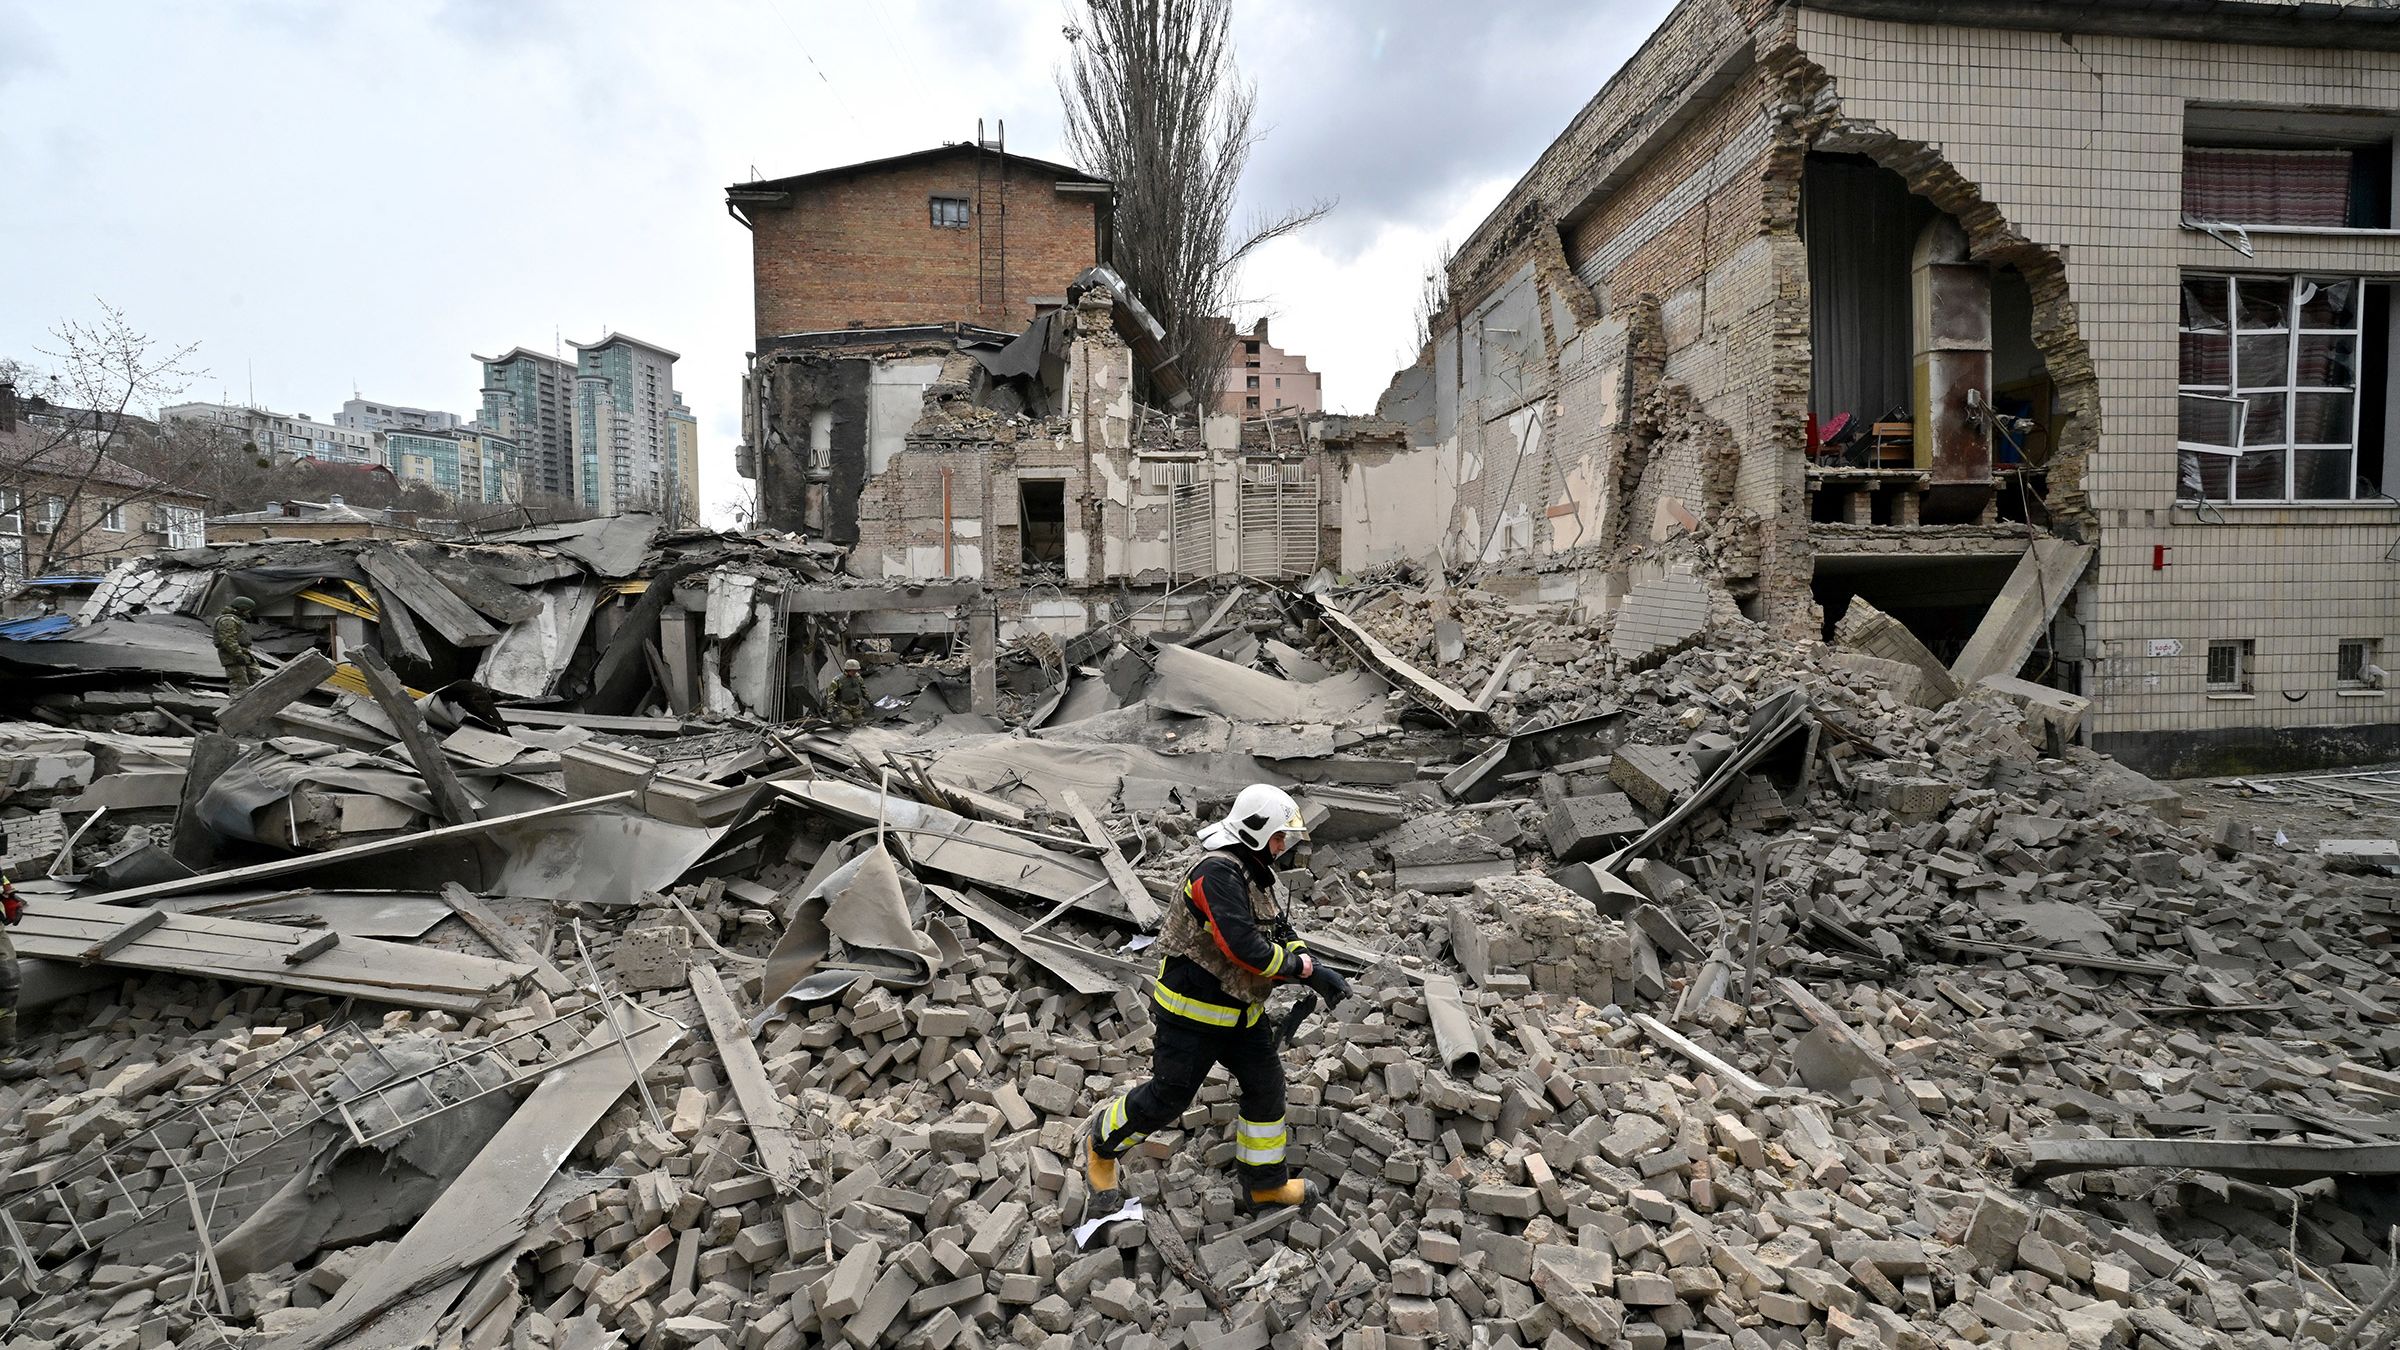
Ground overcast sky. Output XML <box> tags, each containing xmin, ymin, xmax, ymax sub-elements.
<box><xmin>0</xmin><ymin>0</ymin><xmax>1671</xmax><ymax>521</ymax></box>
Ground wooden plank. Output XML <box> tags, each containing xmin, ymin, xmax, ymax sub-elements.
<box><xmin>360</xmin><ymin>547</ymin><xmax>501</xmax><ymax>649</ymax></box>
<box><xmin>1313</xmin><ymin>593</ymin><xmax>1483</xmax><ymax>724</ymax></box>
<box><xmin>1061</xmin><ymin>790</ymin><xmax>1161</xmax><ymax>927</ymax></box>
<box><xmin>1471</xmin><ymin>646</ymin><xmax>1523</xmax><ymax>714</ymax></box>
<box><xmin>440</xmin><ymin>883</ymin><xmax>572</xmax><ymax>996</ymax></box>
<box><xmin>352</xmin><ymin>647</ymin><xmax>482</xmax><ymax>825</ymax></box>
<box><xmin>930</xmin><ymin>886</ymin><xmax>1121</xmax><ymax>997</ymax></box>
<box><xmin>687</xmin><ymin>964</ymin><xmax>800</xmax><ymax>1194</ymax></box>
<box><xmin>659</xmin><ymin>609</ymin><xmax>697</xmax><ymax>715</ymax></box>
<box><xmin>77</xmin><ymin>908</ymin><xmax>164</xmax><ymax>963</ymax></box>
<box><xmin>1933</xmin><ymin>933</ymin><xmax>2180</xmax><ymax>977</ymax></box>
<box><xmin>2021</xmin><ymin>1135</ymin><xmax>2400</xmax><ymax>1184</ymax></box>
<box><xmin>169</xmin><ymin>732</ymin><xmax>243</xmax><ymax>870</ymax></box>
<box><xmin>12</xmin><ymin>897</ymin><xmax>526</xmax><ymax>1012</ymax></box>
<box><xmin>418</xmin><ymin>551</ymin><xmax>542</xmax><ymax>624</ymax></box>
<box><xmin>1632</xmin><ymin>1012</ymin><xmax>1773</xmax><ymax>1099</ymax></box>
<box><xmin>497</xmin><ymin>708</ymin><xmax>685</xmax><ymax>734</ymax></box>
<box><xmin>283</xmin><ymin>929</ymin><xmax>341</xmax><ymax>965</ymax></box>
<box><xmin>1773</xmin><ymin>977</ymin><xmax>1902</xmax><ymax>1080</ymax></box>
<box><xmin>371</xmin><ymin>580</ymin><xmax>432</xmax><ymax>665</ymax></box>
<box><xmin>83</xmin><ymin>791</ymin><xmax>636</xmax><ymax>907</ymax></box>
<box><xmin>216</xmin><ymin>650</ymin><xmax>337</xmax><ymax>736</ymax></box>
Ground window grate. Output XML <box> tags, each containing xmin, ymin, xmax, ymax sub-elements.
<box><xmin>2206</xmin><ymin>639</ymin><xmax>2253</xmax><ymax>691</ymax></box>
<box><xmin>2340</xmin><ymin>638</ymin><xmax>2377</xmax><ymax>685</ymax></box>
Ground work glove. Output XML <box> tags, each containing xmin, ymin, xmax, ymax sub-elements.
<box><xmin>1301</xmin><ymin>958</ymin><xmax>1350</xmax><ymax>1009</ymax></box>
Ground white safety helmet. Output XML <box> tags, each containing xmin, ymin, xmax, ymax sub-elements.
<box><xmin>1199</xmin><ymin>783</ymin><xmax>1308</xmax><ymax>856</ymax></box>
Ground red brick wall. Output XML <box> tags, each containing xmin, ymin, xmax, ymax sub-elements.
<box><xmin>748</xmin><ymin>154</ymin><xmax>1106</xmax><ymax>340</ymax></box>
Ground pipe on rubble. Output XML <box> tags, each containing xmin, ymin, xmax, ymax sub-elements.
<box><xmin>1423</xmin><ymin>975</ymin><xmax>1482</xmax><ymax>1078</ymax></box>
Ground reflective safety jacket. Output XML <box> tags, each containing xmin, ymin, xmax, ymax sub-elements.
<box><xmin>1152</xmin><ymin>846</ymin><xmax>1308</xmax><ymax>1027</ymax></box>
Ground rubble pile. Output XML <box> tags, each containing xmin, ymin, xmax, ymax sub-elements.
<box><xmin>6</xmin><ymin>552</ymin><xmax>2400</xmax><ymax>1350</ymax></box>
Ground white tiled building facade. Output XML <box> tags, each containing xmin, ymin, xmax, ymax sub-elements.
<box><xmin>1405</xmin><ymin>0</ymin><xmax>2400</xmax><ymax>775</ymax></box>
<box><xmin>1796</xmin><ymin>5</ymin><xmax>2400</xmax><ymax>769</ymax></box>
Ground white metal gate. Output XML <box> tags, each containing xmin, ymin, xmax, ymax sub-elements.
<box><xmin>1169</xmin><ymin>482</ymin><xmax>1215</xmax><ymax>581</ymax></box>
<box><xmin>1236</xmin><ymin>465</ymin><xmax>1319</xmax><ymax>580</ymax></box>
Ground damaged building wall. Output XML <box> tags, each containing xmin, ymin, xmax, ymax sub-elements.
<box><xmin>846</xmin><ymin>297</ymin><xmax>1362</xmax><ymax>629</ymax></box>
<box><xmin>1795</xmin><ymin>9</ymin><xmax>2400</xmax><ymax>773</ymax></box>
<box><xmin>1397</xmin><ymin>14</ymin><xmax>1813</xmax><ymax>628</ymax></box>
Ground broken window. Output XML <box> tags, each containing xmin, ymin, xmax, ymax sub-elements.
<box><xmin>1018</xmin><ymin>479</ymin><xmax>1065</xmax><ymax>572</ymax></box>
<box><xmin>2206</xmin><ymin>639</ymin><xmax>2253</xmax><ymax>692</ymax></box>
<box><xmin>2178</xmin><ymin>273</ymin><xmax>2372</xmax><ymax>502</ymax></box>
<box><xmin>2183</xmin><ymin>105</ymin><xmax>2394</xmax><ymax>229</ymax></box>
<box><xmin>930</xmin><ymin>195</ymin><xmax>970</xmax><ymax>229</ymax></box>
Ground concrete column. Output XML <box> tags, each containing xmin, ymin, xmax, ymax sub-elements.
<box><xmin>968</xmin><ymin>604</ymin><xmax>998</xmax><ymax>714</ymax></box>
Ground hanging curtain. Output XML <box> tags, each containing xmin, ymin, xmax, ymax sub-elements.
<box><xmin>1805</xmin><ymin>156</ymin><xmax>1936</xmax><ymax>425</ymax></box>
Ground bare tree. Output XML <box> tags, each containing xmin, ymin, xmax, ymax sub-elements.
<box><xmin>0</xmin><ymin>303</ymin><xmax>211</xmax><ymax>576</ymax></box>
<box><xmin>1412</xmin><ymin>239</ymin><xmax>1454</xmax><ymax>357</ymax></box>
<box><xmin>1059</xmin><ymin>0</ymin><xmax>1329</xmax><ymax>404</ymax></box>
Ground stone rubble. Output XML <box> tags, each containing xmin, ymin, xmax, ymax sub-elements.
<box><xmin>0</xmin><ymin>571</ymin><xmax>2398</xmax><ymax>1350</ymax></box>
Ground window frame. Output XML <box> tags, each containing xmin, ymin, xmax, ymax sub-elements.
<box><xmin>929</xmin><ymin>195</ymin><xmax>971</xmax><ymax>229</ymax></box>
<box><xmin>2339</xmin><ymin>637</ymin><xmax>2381</xmax><ymax>687</ymax></box>
<box><xmin>2206</xmin><ymin>638</ymin><xmax>2255</xmax><ymax>693</ymax></box>
<box><xmin>2178</xmin><ymin>272</ymin><xmax>2367</xmax><ymax>503</ymax></box>
<box><xmin>100</xmin><ymin>503</ymin><xmax>125</xmax><ymax>533</ymax></box>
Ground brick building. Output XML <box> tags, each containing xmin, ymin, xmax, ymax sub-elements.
<box><xmin>1373</xmin><ymin>0</ymin><xmax>2400</xmax><ymax>775</ymax></box>
<box><xmin>727</xmin><ymin>139</ymin><xmax>1114</xmax><ymax>342</ymax></box>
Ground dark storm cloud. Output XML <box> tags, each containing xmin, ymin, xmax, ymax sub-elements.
<box><xmin>1230</xmin><ymin>0</ymin><xmax>1675</xmax><ymax>256</ymax></box>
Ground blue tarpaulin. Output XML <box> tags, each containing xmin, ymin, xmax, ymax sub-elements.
<box><xmin>0</xmin><ymin>614</ymin><xmax>74</xmax><ymax>641</ymax></box>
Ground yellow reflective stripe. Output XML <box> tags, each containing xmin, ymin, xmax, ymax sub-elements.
<box><xmin>1103</xmin><ymin>1096</ymin><xmax>1127</xmax><ymax>1134</ymax></box>
<box><xmin>1261</xmin><ymin>943</ymin><xmax>1288</xmax><ymax>978</ymax></box>
<box><xmin>1152</xmin><ymin>980</ymin><xmax>1244</xmax><ymax>1028</ymax></box>
<box><xmin>1234</xmin><ymin>1118</ymin><xmax>1288</xmax><ymax>1163</ymax></box>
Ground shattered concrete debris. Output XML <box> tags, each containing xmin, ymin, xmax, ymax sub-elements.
<box><xmin>7</xmin><ymin>550</ymin><xmax>2400</xmax><ymax>1350</ymax></box>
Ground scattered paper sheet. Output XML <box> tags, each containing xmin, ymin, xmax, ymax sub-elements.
<box><xmin>1073</xmin><ymin>1196</ymin><xmax>1143</xmax><ymax>1250</ymax></box>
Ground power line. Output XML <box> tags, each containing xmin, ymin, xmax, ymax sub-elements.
<box><xmin>756</xmin><ymin>0</ymin><xmax>863</xmax><ymax>133</ymax></box>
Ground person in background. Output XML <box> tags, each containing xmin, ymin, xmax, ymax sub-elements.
<box><xmin>214</xmin><ymin>596</ymin><xmax>261</xmax><ymax>695</ymax></box>
<box><xmin>827</xmin><ymin>657</ymin><xmax>869</xmax><ymax>727</ymax></box>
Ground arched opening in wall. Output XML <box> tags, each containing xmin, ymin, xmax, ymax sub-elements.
<box><xmin>1800</xmin><ymin>153</ymin><xmax>2053</xmax><ymax>527</ymax></box>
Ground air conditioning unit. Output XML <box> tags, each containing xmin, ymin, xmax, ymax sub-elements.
<box><xmin>28</xmin><ymin>519</ymin><xmax>52</xmax><ymax>534</ymax></box>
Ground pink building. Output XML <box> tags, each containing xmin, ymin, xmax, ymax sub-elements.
<box><xmin>1212</xmin><ymin>319</ymin><xmax>1322</xmax><ymax>418</ymax></box>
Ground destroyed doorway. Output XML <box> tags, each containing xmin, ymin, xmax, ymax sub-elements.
<box><xmin>1812</xmin><ymin>553</ymin><xmax>2021</xmax><ymax>667</ymax></box>
<box><xmin>1018</xmin><ymin>478</ymin><xmax>1065</xmax><ymax>575</ymax></box>
<box><xmin>1236</xmin><ymin>462</ymin><xmax>1318</xmax><ymax>579</ymax></box>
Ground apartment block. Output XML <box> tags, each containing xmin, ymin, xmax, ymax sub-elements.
<box><xmin>387</xmin><ymin>426</ymin><xmax>521</xmax><ymax>506</ymax></box>
<box><xmin>159</xmin><ymin>400</ymin><xmax>379</xmax><ymax>465</ymax></box>
<box><xmin>569</xmin><ymin>333</ymin><xmax>680</xmax><ymax>516</ymax></box>
<box><xmin>476</xmin><ymin>347</ymin><xmax>577</xmax><ymax>502</ymax></box>
<box><xmin>335</xmin><ymin>398</ymin><xmax>462</xmax><ymax>436</ymax></box>
<box><xmin>1208</xmin><ymin>318</ymin><xmax>1323</xmax><ymax>419</ymax></box>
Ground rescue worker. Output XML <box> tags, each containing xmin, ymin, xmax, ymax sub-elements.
<box><xmin>1086</xmin><ymin>784</ymin><xmax>1349</xmax><ymax>1213</ymax></box>
<box><xmin>214</xmin><ymin>596</ymin><xmax>261</xmax><ymax>695</ymax></box>
<box><xmin>826</xmin><ymin>658</ymin><xmax>869</xmax><ymax>727</ymax></box>
<box><xmin>0</xmin><ymin>874</ymin><xmax>32</xmax><ymax>1080</ymax></box>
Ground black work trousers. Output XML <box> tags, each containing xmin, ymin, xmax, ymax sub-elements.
<box><xmin>1093</xmin><ymin>1009</ymin><xmax>1289</xmax><ymax>1189</ymax></box>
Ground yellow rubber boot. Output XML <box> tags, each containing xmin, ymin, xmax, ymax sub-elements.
<box><xmin>1241</xmin><ymin>1178</ymin><xmax>1318</xmax><ymax>1213</ymax></box>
